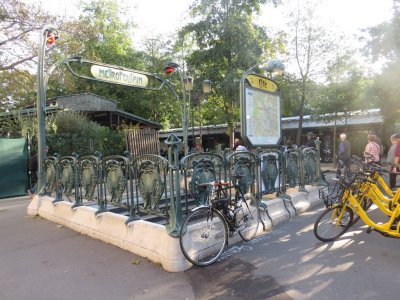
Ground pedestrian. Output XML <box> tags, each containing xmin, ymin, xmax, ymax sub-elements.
<box><xmin>369</xmin><ymin>130</ymin><xmax>384</xmax><ymax>156</ymax></box>
<box><xmin>233</xmin><ymin>138</ymin><xmax>247</xmax><ymax>152</ymax></box>
<box><xmin>304</xmin><ymin>132</ymin><xmax>316</xmax><ymax>148</ymax></box>
<box><xmin>364</xmin><ymin>134</ymin><xmax>381</xmax><ymax>164</ymax></box>
<box><xmin>191</xmin><ymin>136</ymin><xmax>203</xmax><ymax>153</ymax></box>
<box><xmin>386</xmin><ymin>134</ymin><xmax>400</xmax><ymax>189</ymax></box>
<box><xmin>338</xmin><ymin>133</ymin><xmax>351</xmax><ymax>163</ymax></box>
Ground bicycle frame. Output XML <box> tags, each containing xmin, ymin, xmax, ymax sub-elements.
<box><xmin>343</xmin><ymin>189</ymin><xmax>400</xmax><ymax>238</ymax></box>
<box><xmin>370</xmin><ymin>172</ymin><xmax>395</xmax><ymax>198</ymax></box>
<box><xmin>354</xmin><ymin>180</ymin><xmax>400</xmax><ymax>216</ymax></box>
<box><xmin>198</xmin><ymin>181</ymin><xmax>242</xmax><ymax>232</ymax></box>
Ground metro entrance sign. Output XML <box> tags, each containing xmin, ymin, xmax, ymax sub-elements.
<box><xmin>91</xmin><ymin>65</ymin><xmax>149</xmax><ymax>88</ymax></box>
<box><xmin>240</xmin><ymin>73</ymin><xmax>282</xmax><ymax>147</ymax></box>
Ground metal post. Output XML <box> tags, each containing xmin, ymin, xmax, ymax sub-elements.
<box><xmin>176</xmin><ymin>71</ymin><xmax>189</xmax><ymax>156</ymax></box>
<box><xmin>165</xmin><ymin>133</ymin><xmax>183</xmax><ymax>237</ymax></box>
<box><xmin>199</xmin><ymin>99</ymin><xmax>202</xmax><ymax>140</ymax></box>
<box><xmin>182</xmin><ymin>83</ymin><xmax>189</xmax><ymax>156</ymax></box>
<box><xmin>189</xmin><ymin>90</ymin><xmax>194</xmax><ymax>150</ymax></box>
<box><xmin>36</xmin><ymin>25</ymin><xmax>57</xmax><ymax>195</ymax></box>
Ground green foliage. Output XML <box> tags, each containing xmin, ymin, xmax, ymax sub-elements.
<box><xmin>46</xmin><ymin>111</ymin><xmax>125</xmax><ymax>156</ymax></box>
<box><xmin>176</xmin><ymin>0</ymin><xmax>281</xmax><ymax>139</ymax></box>
<box><xmin>310</xmin><ymin>52</ymin><xmax>373</xmax><ymax>119</ymax></box>
<box><xmin>0</xmin><ymin>110</ymin><xmax>38</xmax><ymax>139</ymax></box>
<box><xmin>0</xmin><ymin>70</ymin><xmax>37</xmax><ymax>111</ymax></box>
<box><xmin>364</xmin><ymin>0</ymin><xmax>400</xmax><ymax>139</ymax></box>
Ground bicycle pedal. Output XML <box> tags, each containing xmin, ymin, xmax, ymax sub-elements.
<box><xmin>366</xmin><ymin>227</ymin><xmax>373</xmax><ymax>234</ymax></box>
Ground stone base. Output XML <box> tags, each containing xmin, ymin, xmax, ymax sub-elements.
<box><xmin>260</xmin><ymin>185</ymin><xmax>320</xmax><ymax>227</ymax></box>
<box><xmin>27</xmin><ymin>186</ymin><xmax>320</xmax><ymax>272</ymax></box>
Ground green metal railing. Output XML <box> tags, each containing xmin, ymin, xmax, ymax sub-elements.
<box><xmin>43</xmin><ymin>134</ymin><xmax>322</xmax><ymax>237</ymax></box>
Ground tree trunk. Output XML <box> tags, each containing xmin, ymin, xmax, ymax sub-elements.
<box><xmin>296</xmin><ymin>82</ymin><xmax>306</xmax><ymax>146</ymax></box>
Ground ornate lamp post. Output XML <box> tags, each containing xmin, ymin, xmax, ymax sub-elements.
<box><xmin>164</xmin><ymin>62</ymin><xmax>191</xmax><ymax>155</ymax></box>
<box><xmin>200</xmin><ymin>79</ymin><xmax>212</xmax><ymax>140</ymax></box>
<box><xmin>183</xmin><ymin>76</ymin><xmax>194</xmax><ymax>151</ymax></box>
<box><xmin>36</xmin><ymin>25</ymin><xmax>59</xmax><ymax>195</ymax></box>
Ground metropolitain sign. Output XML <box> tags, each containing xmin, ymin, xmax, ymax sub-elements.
<box><xmin>91</xmin><ymin>65</ymin><xmax>149</xmax><ymax>88</ymax></box>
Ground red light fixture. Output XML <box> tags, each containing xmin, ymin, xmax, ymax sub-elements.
<box><xmin>164</xmin><ymin>66</ymin><xmax>175</xmax><ymax>74</ymax></box>
<box><xmin>46</xmin><ymin>32</ymin><xmax>58</xmax><ymax>46</ymax></box>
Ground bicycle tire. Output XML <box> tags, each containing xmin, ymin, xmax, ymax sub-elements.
<box><xmin>237</xmin><ymin>194</ymin><xmax>261</xmax><ymax>241</ymax></box>
<box><xmin>313</xmin><ymin>206</ymin><xmax>354</xmax><ymax>242</ymax></box>
<box><xmin>179</xmin><ymin>206</ymin><xmax>228</xmax><ymax>266</ymax></box>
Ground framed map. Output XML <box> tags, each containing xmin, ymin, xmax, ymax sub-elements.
<box><xmin>241</xmin><ymin>74</ymin><xmax>281</xmax><ymax>147</ymax></box>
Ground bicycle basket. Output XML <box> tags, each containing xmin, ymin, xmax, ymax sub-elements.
<box><xmin>319</xmin><ymin>182</ymin><xmax>344</xmax><ymax>207</ymax></box>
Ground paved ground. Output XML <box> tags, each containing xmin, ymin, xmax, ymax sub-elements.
<box><xmin>1</xmin><ymin>194</ymin><xmax>399</xmax><ymax>300</ymax></box>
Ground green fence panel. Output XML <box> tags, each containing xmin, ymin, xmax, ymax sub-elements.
<box><xmin>0</xmin><ymin>138</ymin><xmax>28</xmax><ymax>199</ymax></box>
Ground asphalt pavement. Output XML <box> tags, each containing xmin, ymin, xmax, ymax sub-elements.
<box><xmin>1</xmin><ymin>194</ymin><xmax>399</xmax><ymax>300</ymax></box>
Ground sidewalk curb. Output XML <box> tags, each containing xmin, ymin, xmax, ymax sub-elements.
<box><xmin>27</xmin><ymin>186</ymin><xmax>321</xmax><ymax>272</ymax></box>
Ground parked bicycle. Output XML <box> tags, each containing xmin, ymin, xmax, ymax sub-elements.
<box><xmin>314</xmin><ymin>171</ymin><xmax>400</xmax><ymax>242</ymax></box>
<box><xmin>179</xmin><ymin>175</ymin><xmax>261</xmax><ymax>266</ymax></box>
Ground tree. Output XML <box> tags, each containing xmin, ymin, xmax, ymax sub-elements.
<box><xmin>286</xmin><ymin>0</ymin><xmax>341</xmax><ymax>145</ymax></box>
<box><xmin>176</xmin><ymin>0</ymin><xmax>281</xmax><ymax>147</ymax></box>
<box><xmin>46</xmin><ymin>0</ymin><xmax>176</xmax><ymax>126</ymax></box>
<box><xmin>365</xmin><ymin>0</ymin><xmax>400</xmax><ymax>139</ymax></box>
<box><xmin>0</xmin><ymin>0</ymin><xmax>59</xmax><ymax>111</ymax></box>
<box><xmin>0</xmin><ymin>0</ymin><xmax>58</xmax><ymax>71</ymax></box>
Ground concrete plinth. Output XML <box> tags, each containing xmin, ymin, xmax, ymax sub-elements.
<box><xmin>27</xmin><ymin>185</ymin><xmax>320</xmax><ymax>272</ymax></box>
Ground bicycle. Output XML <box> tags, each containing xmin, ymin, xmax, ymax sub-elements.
<box><xmin>347</xmin><ymin>156</ymin><xmax>400</xmax><ymax>213</ymax></box>
<box><xmin>314</xmin><ymin>174</ymin><xmax>400</xmax><ymax>242</ymax></box>
<box><xmin>179</xmin><ymin>175</ymin><xmax>261</xmax><ymax>266</ymax></box>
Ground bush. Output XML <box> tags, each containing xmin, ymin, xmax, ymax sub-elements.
<box><xmin>46</xmin><ymin>111</ymin><xmax>125</xmax><ymax>157</ymax></box>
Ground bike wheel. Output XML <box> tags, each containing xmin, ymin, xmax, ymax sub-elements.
<box><xmin>179</xmin><ymin>207</ymin><xmax>228</xmax><ymax>266</ymax></box>
<box><xmin>313</xmin><ymin>206</ymin><xmax>354</xmax><ymax>242</ymax></box>
<box><xmin>237</xmin><ymin>194</ymin><xmax>261</xmax><ymax>241</ymax></box>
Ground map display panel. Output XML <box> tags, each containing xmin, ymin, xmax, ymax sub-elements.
<box><xmin>244</xmin><ymin>86</ymin><xmax>281</xmax><ymax>146</ymax></box>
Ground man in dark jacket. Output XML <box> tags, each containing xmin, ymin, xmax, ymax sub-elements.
<box><xmin>305</xmin><ymin>132</ymin><xmax>316</xmax><ymax>148</ymax></box>
<box><xmin>336</xmin><ymin>133</ymin><xmax>351</xmax><ymax>178</ymax></box>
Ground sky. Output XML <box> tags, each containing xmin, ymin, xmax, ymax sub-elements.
<box><xmin>32</xmin><ymin>0</ymin><xmax>394</xmax><ymax>45</ymax></box>
<box><xmin>27</xmin><ymin>0</ymin><xmax>394</xmax><ymax>71</ymax></box>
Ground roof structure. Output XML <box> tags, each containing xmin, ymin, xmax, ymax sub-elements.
<box><xmin>0</xmin><ymin>93</ymin><xmax>162</xmax><ymax>129</ymax></box>
<box><xmin>281</xmin><ymin>109</ymin><xmax>382</xmax><ymax>130</ymax></box>
<box><xmin>159</xmin><ymin>109</ymin><xmax>383</xmax><ymax>138</ymax></box>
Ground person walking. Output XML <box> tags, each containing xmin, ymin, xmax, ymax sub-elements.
<box><xmin>304</xmin><ymin>132</ymin><xmax>316</xmax><ymax>148</ymax></box>
<box><xmin>338</xmin><ymin>133</ymin><xmax>351</xmax><ymax>163</ymax></box>
<box><xmin>233</xmin><ymin>138</ymin><xmax>247</xmax><ymax>152</ymax></box>
<box><xmin>335</xmin><ymin>133</ymin><xmax>351</xmax><ymax>178</ymax></box>
<box><xmin>386</xmin><ymin>134</ymin><xmax>400</xmax><ymax>189</ymax></box>
<box><xmin>364</xmin><ymin>134</ymin><xmax>381</xmax><ymax>164</ymax></box>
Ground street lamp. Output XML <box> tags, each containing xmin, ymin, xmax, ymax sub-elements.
<box><xmin>183</xmin><ymin>76</ymin><xmax>193</xmax><ymax>91</ymax></box>
<box><xmin>264</xmin><ymin>59</ymin><xmax>285</xmax><ymax>77</ymax></box>
<box><xmin>164</xmin><ymin>62</ymin><xmax>190</xmax><ymax>155</ymax></box>
<box><xmin>184</xmin><ymin>76</ymin><xmax>194</xmax><ymax>149</ymax></box>
<box><xmin>36</xmin><ymin>25</ymin><xmax>59</xmax><ymax>195</ymax></box>
<box><xmin>200</xmin><ymin>80</ymin><xmax>212</xmax><ymax>140</ymax></box>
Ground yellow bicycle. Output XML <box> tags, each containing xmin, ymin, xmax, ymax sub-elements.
<box><xmin>314</xmin><ymin>175</ymin><xmax>400</xmax><ymax>242</ymax></box>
